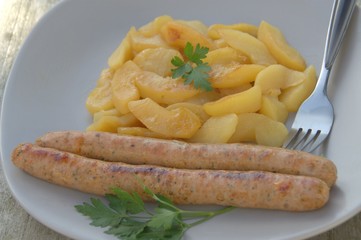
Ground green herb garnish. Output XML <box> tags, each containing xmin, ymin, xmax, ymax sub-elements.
<box><xmin>171</xmin><ymin>42</ymin><xmax>213</xmax><ymax>91</ymax></box>
<box><xmin>75</xmin><ymin>185</ymin><xmax>234</xmax><ymax>240</ymax></box>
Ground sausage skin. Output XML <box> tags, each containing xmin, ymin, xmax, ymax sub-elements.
<box><xmin>36</xmin><ymin>131</ymin><xmax>337</xmax><ymax>186</ymax></box>
<box><xmin>12</xmin><ymin>143</ymin><xmax>330</xmax><ymax>211</ymax></box>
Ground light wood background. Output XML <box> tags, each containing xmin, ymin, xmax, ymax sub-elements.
<box><xmin>0</xmin><ymin>0</ymin><xmax>360</xmax><ymax>239</ymax></box>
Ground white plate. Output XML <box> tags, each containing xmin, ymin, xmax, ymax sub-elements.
<box><xmin>1</xmin><ymin>0</ymin><xmax>360</xmax><ymax>239</ymax></box>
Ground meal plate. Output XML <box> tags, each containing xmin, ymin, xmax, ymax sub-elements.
<box><xmin>1</xmin><ymin>0</ymin><xmax>360</xmax><ymax>239</ymax></box>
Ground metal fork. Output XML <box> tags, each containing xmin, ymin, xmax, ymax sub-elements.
<box><xmin>284</xmin><ymin>0</ymin><xmax>356</xmax><ymax>152</ymax></box>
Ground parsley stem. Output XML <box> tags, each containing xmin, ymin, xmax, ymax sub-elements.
<box><xmin>187</xmin><ymin>207</ymin><xmax>235</xmax><ymax>228</ymax></box>
<box><xmin>180</xmin><ymin>206</ymin><xmax>235</xmax><ymax>219</ymax></box>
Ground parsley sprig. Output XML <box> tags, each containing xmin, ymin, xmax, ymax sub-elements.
<box><xmin>75</xmin><ymin>185</ymin><xmax>234</xmax><ymax>240</ymax></box>
<box><xmin>171</xmin><ymin>42</ymin><xmax>213</xmax><ymax>91</ymax></box>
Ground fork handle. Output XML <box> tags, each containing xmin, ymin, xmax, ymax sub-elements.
<box><xmin>324</xmin><ymin>0</ymin><xmax>356</xmax><ymax>70</ymax></box>
<box><xmin>315</xmin><ymin>0</ymin><xmax>356</xmax><ymax>95</ymax></box>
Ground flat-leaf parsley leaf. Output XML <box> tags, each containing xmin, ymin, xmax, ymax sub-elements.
<box><xmin>75</xmin><ymin>185</ymin><xmax>234</xmax><ymax>240</ymax></box>
<box><xmin>171</xmin><ymin>42</ymin><xmax>213</xmax><ymax>91</ymax></box>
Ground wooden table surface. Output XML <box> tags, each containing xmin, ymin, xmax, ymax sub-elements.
<box><xmin>0</xmin><ymin>0</ymin><xmax>360</xmax><ymax>239</ymax></box>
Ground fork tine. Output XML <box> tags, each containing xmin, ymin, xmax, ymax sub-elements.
<box><xmin>285</xmin><ymin>129</ymin><xmax>327</xmax><ymax>153</ymax></box>
<box><xmin>285</xmin><ymin>129</ymin><xmax>311</xmax><ymax>150</ymax></box>
<box><xmin>300</xmin><ymin>130</ymin><xmax>321</xmax><ymax>150</ymax></box>
<box><xmin>302</xmin><ymin>132</ymin><xmax>328</xmax><ymax>153</ymax></box>
<box><xmin>283</xmin><ymin>129</ymin><xmax>301</xmax><ymax>149</ymax></box>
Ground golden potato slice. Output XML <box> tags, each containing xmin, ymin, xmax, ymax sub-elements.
<box><xmin>87</xmin><ymin>116</ymin><xmax>123</xmax><ymax>133</ymax></box>
<box><xmin>208</xmin><ymin>23</ymin><xmax>258</xmax><ymax>39</ymax></box>
<box><xmin>211</xmin><ymin>64</ymin><xmax>265</xmax><ymax>88</ymax></box>
<box><xmin>258</xmin><ymin>21</ymin><xmax>306</xmax><ymax>71</ymax></box>
<box><xmin>133</xmin><ymin>48</ymin><xmax>183</xmax><ymax>77</ymax></box>
<box><xmin>96</xmin><ymin>69</ymin><xmax>113</xmax><ymax>86</ymax></box>
<box><xmin>93</xmin><ymin>108</ymin><xmax>121</xmax><ymax>122</ymax></box>
<box><xmin>188</xmin><ymin>114</ymin><xmax>238</xmax><ymax>143</ymax></box>
<box><xmin>279</xmin><ymin>65</ymin><xmax>317</xmax><ymax>112</ymax></box>
<box><xmin>255</xmin><ymin>120</ymin><xmax>288</xmax><ymax>147</ymax></box>
<box><xmin>160</xmin><ymin>20</ymin><xmax>215</xmax><ymax>50</ymax></box>
<box><xmin>167</xmin><ymin>102</ymin><xmax>210</xmax><ymax>123</ymax></box>
<box><xmin>204</xmin><ymin>47</ymin><xmax>249</xmax><ymax>66</ymax></box>
<box><xmin>138</xmin><ymin>15</ymin><xmax>173</xmax><ymax>37</ymax></box>
<box><xmin>108</xmin><ymin>32</ymin><xmax>133</xmax><ymax>71</ymax></box>
<box><xmin>134</xmin><ymin>71</ymin><xmax>199</xmax><ymax>105</ymax></box>
<box><xmin>213</xmin><ymin>39</ymin><xmax>229</xmax><ymax>48</ymax></box>
<box><xmin>218</xmin><ymin>83</ymin><xmax>252</xmax><ymax>97</ymax></box>
<box><xmin>229</xmin><ymin>113</ymin><xmax>288</xmax><ymax>147</ymax></box>
<box><xmin>259</xmin><ymin>95</ymin><xmax>288</xmax><ymax>123</ymax></box>
<box><xmin>185</xmin><ymin>90</ymin><xmax>222</xmax><ymax>105</ymax></box>
<box><xmin>129</xmin><ymin>27</ymin><xmax>169</xmax><ymax>53</ymax></box>
<box><xmin>111</xmin><ymin>61</ymin><xmax>141</xmax><ymax>114</ymax></box>
<box><xmin>87</xmin><ymin>113</ymin><xmax>143</xmax><ymax>133</ymax></box>
<box><xmin>117</xmin><ymin>127</ymin><xmax>170</xmax><ymax>139</ymax></box>
<box><xmin>177</xmin><ymin>20</ymin><xmax>209</xmax><ymax>35</ymax></box>
<box><xmin>86</xmin><ymin>81</ymin><xmax>114</xmax><ymax>114</ymax></box>
<box><xmin>209</xmin><ymin>62</ymin><xmax>240</xmax><ymax>81</ymax></box>
<box><xmin>254</xmin><ymin>64</ymin><xmax>306</xmax><ymax>95</ymax></box>
<box><xmin>128</xmin><ymin>98</ymin><xmax>201</xmax><ymax>138</ymax></box>
<box><xmin>203</xmin><ymin>85</ymin><xmax>262</xmax><ymax>116</ymax></box>
<box><xmin>218</xmin><ymin>29</ymin><xmax>277</xmax><ymax>65</ymax></box>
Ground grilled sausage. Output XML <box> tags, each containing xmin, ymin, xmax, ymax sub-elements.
<box><xmin>36</xmin><ymin>131</ymin><xmax>337</xmax><ymax>186</ymax></box>
<box><xmin>12</xmin><ymin>143</ymin><xmax>330</xmax><ymax>211</ymax></box>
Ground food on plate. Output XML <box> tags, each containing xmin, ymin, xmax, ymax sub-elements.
<box><xmin>35</xmin><ymin>131</ymin><xmax>337</xmax><ymax>187</ymax></box>
<box><xmin>188</xmin><ymin>113</ymin><xmax>238</xmax><ymax>143</ymax></box>
<box><xmin>9</xmin><ymin>15</ymin><xmax>338</xmax><ymax>240</ymax></box>
<box><xmin>85</xmin><ymin>16</ymin><xmax>317</xmax><ymax>147</ymax></box>
<box><xmin>12</xmin><ymin>143</ymin><xmax>330</xmax><ymax>211</ymax></box>
<box><xmin>76</xmin><ymin>186</ymin><xmax>235</xmax><ymax>240</ymax></box>
<box><xmin>128</xmin><ymin>98</ymin><xmax>202</xmax><ymax>138</ymax></box>
<box><xmin>279</xmin><ymin>65</ymin><xmax>317</xmax><ymax>112</ymax></box>
<box><xmin>203</xmin><ymin>85</ymin><xmax>262</xmax><ymax>116</ymax></box>
<box><xmin>257</xmin><ymin>21</ymin><xmax>306</xmax><ymax>71</ymax></box>
<box><xmin>217</xmin><ymin>28</ymin><xmax>277</xmax><ymax>66</ymax></box>
<box><xmin>228</xmin><ymin>113</ymin><xmax>288</xmax><ymax>146</ymax></box>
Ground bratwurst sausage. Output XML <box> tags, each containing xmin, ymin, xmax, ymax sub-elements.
<box><xmin>36</xmin><ymin>131</ymin><xmax>337</xmax><ymax>186</ymax></box>
<box><xmin>12</xmin><ymin>143</ymin><xmax>329</xmax><ymax>211</ymax></box>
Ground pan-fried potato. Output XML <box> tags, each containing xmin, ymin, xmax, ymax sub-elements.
<box><xmin>93</xmin><ymin>108</ymin><xmax>121</xmax><ymax>122</ymax></box>
<box><xmin>86</xmin><ymin>16</ymin><xmax>316</xmax><ymax>146</ymax></box>
<box><xmin>138</xmin><ymin>15</ymin><xmax>173</xmax><ymax>37</ymax></box>
<box><xmin>111</xmin><ymin>61</ymin><xmax>141</xmax><ymax>114</ymax></box>
<box><xmin>218</xmin><ymin>84</ymin><xmax>252</xmax><ymax>97</ymax></box>
<box><xmin>86</xmin><ymin>70</ymin><xmax>114</xmax><ymax>114</ymax></box>
<box><xmin>86</xmin><ymin>81</ymin><xmax>114</xmax><ymax>114</ymax></box>
<box><xmin>204</xmin><ymin>47</ymin><xmax>249</xmax><ymax>65</ymax></box>
<box><xmin>254</xmin><ymin>64</ymin><xmax>306</xmax><ymax>95</ymax></box>
<box><xmin>259</xmin><ymin>95</ymin><xmax>288</xmax><ymax>123</ymax></box>
<box><xmin>218</xmin><ymin>29</ymin><xmax>277</xmax><ymax>65</ymax></box>
<box><xmin>279</xmin><ymin>65</ymin><xmax>317</xmax><ymax>112</ymax></box>
<box><xmin>117</xmin><ymin>127</ymin><xmax>170</xmax><ymax>139</ymax></box>
<box><xmin>211</xmin><ymin>64</ymin><xmax>265</xmax><ymax>88</ymax></box>
<box><xmin>188</xmin><ymin>114</ymin><xmax>238</xmax><ymax>143</ymax></box>
<box><xmin>208</xmin><ymin>23</ymin><xmax>258</xmax><ymax>39</ymax></box>
<box><xmin>87</xmin><ymin>116</ymin><xmax>123</xmax><ymax>133</ymax></box>
<box><xmin>160</xmin><ymin>20</ymin><xmax>215</xmax><ymax>50</ymax></box>
<box><xmin>185</xmin><ymin>91</ymin><xmax>222</xmax><ymax>105</ymax></box>
<box><xmin>128</xmin><ymin>98</ymin><xmax>201</xmax><ymax>138</ymax></box>
<box><xmin>108</xmin><ymin>32</ymin><xmax>133</xmax><ymax>71</ymax></box>
<box><xmin>229</xmin><ymin>113</ymin><xmax>288</xmax><ymax>147</ymax></box>
<box><xmin>203</xmin><ymin>86</ymin><xmax>262</xmax><ymax>116</ymax></box>
<box><xmin>167</xmin><ymin>102</ymin><xmax>210</xmax><ymax>123</ymax></box>
<box><xmin>258</xmin><ymin>21</ymin><xmax>306</xmax><ymax>71</ymax></box>
<box><xmin>177</xmin><ymin>20</ymin><xmax>209</xmax><ymax>35</ymax></box>
<box><xmin>134</xmin><ymin>71</ymin><xmax>200</xmax><ymax>105</ymax></box>
<box><xmin>133</xmin><ymin>48</ymin><xmax>183</xmax><ymax>77</ymax></box>
<box><xmin>87</xmin><ymin>113</ymin><xmax>143</xmax><ymax>133</ymax></box>
<box><xmin>129</xmin><ymin>27</ymin><xmax>169</xmax><ymax>53</ymax></box>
